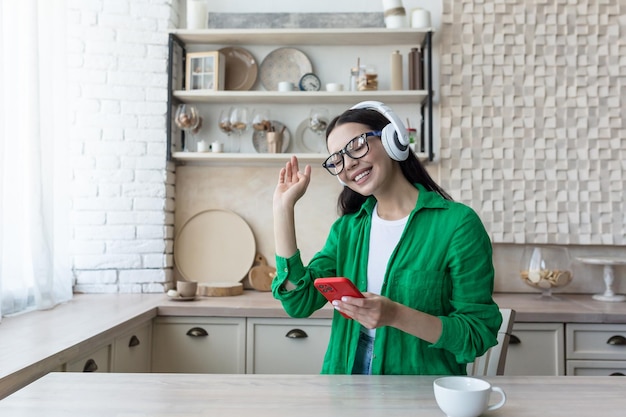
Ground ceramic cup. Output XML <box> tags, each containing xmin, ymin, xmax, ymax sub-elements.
<box><xmin>196</xmin><ymin>139</ymin><xmax>209</xmax><ymax>152</ymax></box>
<box><xmin>277</xmin><ymin>81</ymin><xmax>294</xmax><ymax>92</ymax></box>
<box><xmin>210</xmin><ymin>141</ymin><xmax>223</xmax><ymax>153</ymax></box>
<box><xmin>433</xmin><ymin>376</ymin><xmax>506</xmax><ymax>417</ymax></box>
<box><xmin>176</xmin><ymin>280</ymin><xmax>198</xmax><ymax>297</ymax></box>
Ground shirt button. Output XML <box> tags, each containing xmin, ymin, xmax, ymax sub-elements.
<box><xmin>283</xmin><ymin>268</ymin><xmax>288</xmax><ymax>272</ymax></box>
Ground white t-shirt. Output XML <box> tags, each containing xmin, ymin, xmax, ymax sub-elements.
<box><xmin>366</xmin><ymin>203</ymin><xmax>408</xmax><ymax>337</ymax></box>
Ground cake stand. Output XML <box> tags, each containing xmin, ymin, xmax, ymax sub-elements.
<box><xmin>576</xmin><ymin>257</ymin><xmax>626</xmax><ymax>302</ymax></box>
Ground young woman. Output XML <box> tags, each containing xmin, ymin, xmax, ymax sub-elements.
<box><xmin>272</xmin><ymin>101</ymin><xmax>502</xmax><ymax>375</ymax></box>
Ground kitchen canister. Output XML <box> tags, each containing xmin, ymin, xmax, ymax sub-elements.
<box><xmin>410</xmin><ymin>7</ymin><xmax>431</xmax><ymax>29</ymax></box>
<box><xmin>186</xmin><ymin>0</ymin><xmax>208</xmax><ymax>30</ymax></box>
<box><xmin>382</xmin><ymin>0</ymin><xmax>408</xmax><ymax>29</ymax></box>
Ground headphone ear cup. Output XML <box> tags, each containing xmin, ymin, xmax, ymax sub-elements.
<box><xmin>381</xmin><ymin>123</ymin><xmax>408</xmax><ymax>161</ymax></box>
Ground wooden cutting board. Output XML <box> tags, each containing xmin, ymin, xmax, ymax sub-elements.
<box><xmin>174</xmin><ymin>209</ymin><xmax>256</xmax><ymax>285</ymax></box>
<box><xmin>247</xmin><ymin>253</ymin><xmax>276</xmax><ymax>292</ymax></box>
<box><xmin>198</xmin><ymin>282</ymin><xmax>244</xmax><ymax>297</ymax></box>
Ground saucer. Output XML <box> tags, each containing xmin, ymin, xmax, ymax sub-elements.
<box><xmin>167</xmin><ymin>295</ymin><xmax>197</xmax><ymax>302</ymax></box>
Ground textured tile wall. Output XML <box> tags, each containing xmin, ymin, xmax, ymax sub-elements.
<box><xmin>438</xmin><ymin>0</ymin><xmax>625</xmax><ymax>245</ymax></box>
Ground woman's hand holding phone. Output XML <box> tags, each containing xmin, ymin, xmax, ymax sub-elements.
<box><xmin>314</xmin><ymin>277</ymin><xmax>364</xmax><ymax>319</ymax></box>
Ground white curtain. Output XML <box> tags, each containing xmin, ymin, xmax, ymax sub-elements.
<box><xmin>0</xmin><ymin>0</ymin><xmax>72</xmax><ymax>320</ymax></box>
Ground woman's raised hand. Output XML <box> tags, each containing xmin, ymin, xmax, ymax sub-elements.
<box><xmin>274</xmin><ymin>156</ymin><xmax>311</xmax><ymax>209</ymax></box>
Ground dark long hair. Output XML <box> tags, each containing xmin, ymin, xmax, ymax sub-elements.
<box><xmin>326</xmin><ymin>108</ymin><xmax>452</xmax><ymax>215</ymax></box>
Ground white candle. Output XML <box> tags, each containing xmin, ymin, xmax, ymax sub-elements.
<box><xmin>187</xmin><ymin>0</ymin><xmax>207</xmax><ymax>30</ymax></box>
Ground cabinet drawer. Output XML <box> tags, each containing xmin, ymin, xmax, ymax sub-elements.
<box><xmin>246</xmin><ymin>318</ymin><xmax>331</xmax><ymax>374</ymax></box>
<box><xmin>566</xmin><ymin>324</ymin><xmax>626</xmax><ymax>360</ymax></box>
<box><xmin>112</xmin><ymin>320</ymin><xmax>152</xmax><ymax>373</ymax></box>
<box><xmin>504</xmin><ymin>323</ymin><xmax>565</xmax><ymax>376</ymax></box>
<box><xmin>566</xmin><ymin>360</ymin><xmax>626</xmax><ymax>376</ymax></box>
<box><xmin>65</xmin><ymin>344</ymin><xmax>111</xmax><ymax>373</ymax></box>
<box><xmin>151</xmin><ymin>317</ymin><xmax>246</xmax><ymax>374</ymax></box>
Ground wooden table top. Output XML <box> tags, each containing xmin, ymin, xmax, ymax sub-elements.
<box><xmin>1</xmin><ymin>372</ymin><xmax>625</xmax><ymax>417</ymax></box>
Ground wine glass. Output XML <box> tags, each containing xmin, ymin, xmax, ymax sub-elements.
<box><xmin>252</xmin><ymin>108</ymin><xmax>271</xmax><ymax>133</ymax></box>
<box><xmin>229</xmin><ymin>106</ymin><xmax>249</xmax><ymax>153</ymax></box>
<box><xmin>519</xmin><ymin>246</ymin><xmax>573</xmax><ymax>299</ymax></box>
<box><xmin>218</xmin><ymin>107</ymin><xmax>233</xmax><ymax>148</ymax></box>
<box><xmin>308</xmin><ymin>107</ymin><xmax>329</xmax><ymax>135</ymax></box>
<box><xmin>174</xmin><ymin>104</ymin><xmax>201</xmax><ymax>152</ymax></box>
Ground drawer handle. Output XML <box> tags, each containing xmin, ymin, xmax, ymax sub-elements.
<box><xmin>128</xmin><ymin>335</ymin><xmax>140</xmax><ymax>348</ymax></box>
<box><xmin>607</xmin><ymin>335</ymin><xmax>626</xmax><ymax>346</ymax></box>
<box><xmin>83</xmin><ymin>359</ymin><xmax>98</xmax><ymax>372</ymax></box>
<box><xmin>285</xmin><ymin>329</ymin><xmax>308</xmax><ymax>339</ymax></box>
<box><xmin>186</xmin><ymin>327</ymin><xmax>209</xmax><ymax>337</ymax></box>
<box><xmin>509</xmin><ymin>334</ymin><xmax>521</xmax><ymax>345</ymax></box>
<box><xmin>609</xmin><ymin>372</ymin><xmax>625</xmax><ymax>376</ymax></box>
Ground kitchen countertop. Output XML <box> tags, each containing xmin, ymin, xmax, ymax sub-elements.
<box><xmin>2</xmin><ymin>372</ymin><xmax>626</xmax><ymax>416</ymax></box>
<box><xmin>2</xmin><ymin>291</ymin><xmax>626</xmax><ymax>399</ymax></box>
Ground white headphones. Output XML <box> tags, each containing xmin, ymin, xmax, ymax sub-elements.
<box><xmin>350</xmin><ymin>100</ymin><xmax>410</xmax><ymax>161</ymax></box>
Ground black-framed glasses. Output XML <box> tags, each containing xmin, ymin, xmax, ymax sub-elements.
<box><xmin>322</xmin><ymin>131</ymin><xmax>382</xmax><ymax>176</ymax></box>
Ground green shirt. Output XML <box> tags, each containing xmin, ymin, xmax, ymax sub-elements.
<box><xmin>272</xmin><ymin>184</ymin><xmax>502</xmax><ymax>375</ymax></box>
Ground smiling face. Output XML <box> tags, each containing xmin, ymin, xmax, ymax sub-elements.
<box><xmin>326</xmin><ymin>122</ymin><xmax>399</xmax><ymax>196</ymax></box>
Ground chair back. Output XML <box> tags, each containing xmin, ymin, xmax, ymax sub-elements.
<box><xmin>467</xmin><ymin>308</ymin><xmax>516</xmax><ymax>376</ymax></box>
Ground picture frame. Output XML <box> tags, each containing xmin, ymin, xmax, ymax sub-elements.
<box><xmin>185</xmin><ymin>51</ymin><xmax>225</xmax><ymax>91</ymax></box>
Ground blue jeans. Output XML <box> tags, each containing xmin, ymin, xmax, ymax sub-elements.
<box><xmin>352</xmin><ymin>329</ymin><xmax>374</xmax><ymax>375</ymax></box>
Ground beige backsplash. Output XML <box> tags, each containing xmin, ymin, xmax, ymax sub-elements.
<box><xmin>176</xmin><ymin>164</ymin><xmax>625</xmax><ymax>296</ymax></box>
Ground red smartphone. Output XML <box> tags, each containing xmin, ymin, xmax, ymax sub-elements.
<box><xmin>314</xmin><ymin>277</ymin><xmax>364</xmax><ymax>319</ymax></box>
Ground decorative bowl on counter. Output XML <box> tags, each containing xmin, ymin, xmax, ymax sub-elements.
<box><xmin>519</xmin><ymin>245</ymin><xmax>573</xmax><ymax>299</ymax></box>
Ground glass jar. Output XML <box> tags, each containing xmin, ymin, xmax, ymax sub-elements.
<box><xmin>357</xmin><ymin>65</ymin><xmax>378</xmax><ymax>91</ymax></box>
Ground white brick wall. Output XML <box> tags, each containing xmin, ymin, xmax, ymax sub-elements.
<box><xmin>68</xmin><ymin>0</ymin><xmax>179</xmax><ymax>293</ymax></box>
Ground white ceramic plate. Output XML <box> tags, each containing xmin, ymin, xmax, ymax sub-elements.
<box><xmin>295</xmin><ymin>118</ymin><xmax>327</xmax><ymax>153</ymax></box>
<box><xmin>259</xmin><ymin>47</ymin><xmax>312</xmax><ymax>91</ymax></box>
<box><xmin>252</xmin><ymin>121</ymin><xmax>291</xmax><ymax>153</ymax></box>
<box><xmin>174</xmin><ymin>209</ymin><xmax>256</xmax><ymax>284</ymax></box>
<box><xmin>219</xmin><ymin>46</ymin><xmax>258</xmax><ymax>91</ymax></box>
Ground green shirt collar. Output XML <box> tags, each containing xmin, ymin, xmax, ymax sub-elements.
<box><xmin>355</xmin><ymin>183</ymin><xmax>450</xmax><ymax>217</ymax></box>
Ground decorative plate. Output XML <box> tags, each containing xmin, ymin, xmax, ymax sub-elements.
<box><xmin>252</xmin><ymin>121</ymin><xmax>291</xmax><ymax>153</ymax></box>
<box><xmin>295</xmin><ymin>118</ymin><xmax>326</xmax><ymax>153</ymax></box>
<box><xmin>174</xmin><ymin>209</ymin><xmax>256</xmax><ymax>284</ymax></box>
<box><xmin>218</xmin><ymin>46</ymin><xmax>258</xmax><ymax>91</ymax></box>
<box><xmin>259</xmin><ymin>47</ymin><xmax>312</xmax><ymax>91</ymax></box>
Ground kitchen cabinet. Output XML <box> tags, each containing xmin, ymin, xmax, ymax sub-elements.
<box><xmin>166</xmin><ymin>28</ymin><xmax>435</xmax><ymax>163</ymax></box>
<box><xmin>565</xmin><ymin>323</ymin><xmax>626</xmax><ymax>376</ymax></box>
<box><xmin>111</xmin><ymin>320</ymin><xmax>153</xmax><ymax>373</ymax></box>
<box><xmin>65</xmin><ymin>344</ymin><xmax>111</xmax><ymax>373</ymax></box>
<box><xmin>246</xmin><ymin>318</ymin><xmax>331</xmax><ymax>374</ymax></box>
<box><xmin>151</xmin><ymin>316</ymin><xmax>246</xmax><ymax>373</ymax></box>
<box><xmin>504</xmin><ymin>323</ymin><xmax>565</xmax><ymax>376</ymax></box>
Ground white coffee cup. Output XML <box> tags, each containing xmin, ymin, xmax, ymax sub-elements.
<box><xmin>210</xmin><ymin>141</ymin><xmax>223</xmax><ymax>153</ymax></box>
<box><xmin>433</xmin><ymin>376</ymin><xmax>506</xmax><ymax>417</ymax></box>
<box><xmin>196</xmin><ymin>139</ymin><xmax>208</xmax><ymax>152</ymax></box>
<box><xmin>277</xmin><ymin>81</ymin><xmax>294</xmax><ymax>92</ymax></box>
<box><xmin>326</xmin><ymin>83</ymin><xmax>344</xmax><ymax>92</ymax></box>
